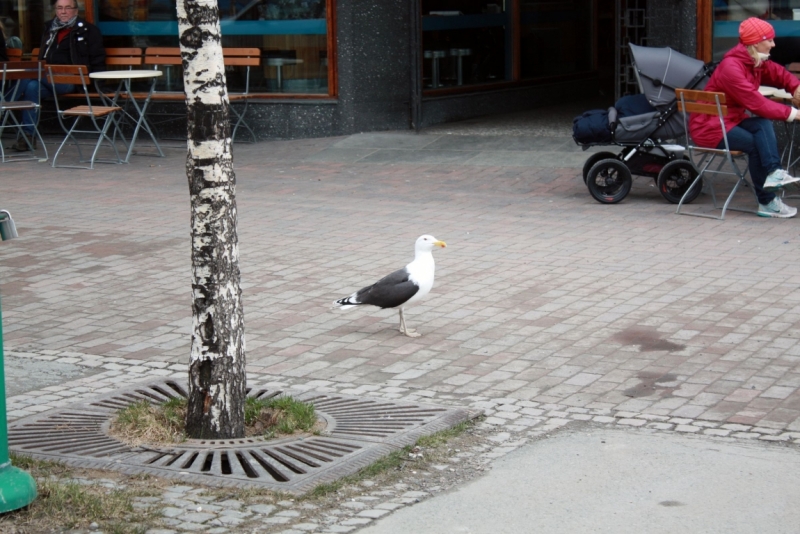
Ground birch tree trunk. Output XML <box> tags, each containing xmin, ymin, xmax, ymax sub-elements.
<box><xmin>177</xmin><ymin>0</ymin><xmax>246</xmax><ymax>439</ymax></box>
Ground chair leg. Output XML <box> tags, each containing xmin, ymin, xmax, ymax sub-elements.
<box><xmin>231</xmin><ymin>102</ymin><xmax>256</xmax><ymax>143</ymax></box>
<box><xmin>52</xmin><ymin>117</ymin><xmax>82</xmax><ymax>168</ymax></box>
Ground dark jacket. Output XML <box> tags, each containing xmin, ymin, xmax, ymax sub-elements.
<box><xmin>0</xmin><ymin>34</ymin><xmax>7</xmax><ymax>62</ymax></box>
<box><xmin>38</xmin><ymin>17</ymin><xmax>105</xmax><ymax>73</ymax></box>
<box><xmin>689</xmin><ymin>43</ymin><xmax>800</xmax><ymax>148</ymax></box>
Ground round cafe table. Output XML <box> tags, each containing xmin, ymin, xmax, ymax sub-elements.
<box><xmin>90</xmin><ymin>69</ymin><xmax>165</xmax><ymax>163</ymax></box>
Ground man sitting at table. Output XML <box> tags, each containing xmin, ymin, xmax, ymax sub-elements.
<box><xmin>9</xmin><ymin>0</ymin><xmax>105</xmax><ymax>152</ymax></box>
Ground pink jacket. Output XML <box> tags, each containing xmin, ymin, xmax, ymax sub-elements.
<box><xmin>689</xmin><ymin>43</ymin><xmax>800</xmax><ymax>148</ymax></box>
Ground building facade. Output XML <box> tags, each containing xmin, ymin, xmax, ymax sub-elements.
<box><xmin>5</xmin><ymin>1</ymin><xmax>795</xmax><ymax>140</ymax></box>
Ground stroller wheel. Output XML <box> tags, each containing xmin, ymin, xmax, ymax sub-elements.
<box><xmin>586</xmin><ymin>159</ymin><xmax>632</xmax><ymax>204</ymax></box>
<box><xmin>657</xmin><ymin>159</ymin><xmax>703</xmax><ymax>204</ymax></box>
<box><xmin>582</xmin><ymin>151</ymin><xmax>617</xmax><ymax>184</ymax></box>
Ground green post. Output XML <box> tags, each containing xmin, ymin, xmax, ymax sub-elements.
<box><xmin>0</xmin><ymin>211</ymin><xmax>36</xmax><ymax>513</ymax></box>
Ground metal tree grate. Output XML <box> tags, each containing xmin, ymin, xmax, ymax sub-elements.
<box><xmin>8</xmin><ymin>380</ymin><xmax>475</xmax><ymax>493</ymax></box>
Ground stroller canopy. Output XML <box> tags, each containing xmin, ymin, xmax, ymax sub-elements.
<box><xmin>630</xmin><ymin>44</ymin><xmax>707</xmax><ymax>109</ymax></box>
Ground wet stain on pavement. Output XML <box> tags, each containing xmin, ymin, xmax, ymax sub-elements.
<box><xmin>659</xmin><ymin>501</ymin><xmax>687</xmax><ymax>507</ymax></box>
<box><xmin>624</xmin><ymin>372</ymin><xmax>680</xmax><ymax>398</ymax></box>
<box><xmin>613</xmin><ymin>327</ymin><xmax>685</xmax><ymax>352</ymax></box>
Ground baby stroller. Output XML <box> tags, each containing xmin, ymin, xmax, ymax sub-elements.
<box><xmin>574</xmin><ymin>44</ymin><xmax>715</xmax><ymax>204</ymax></box>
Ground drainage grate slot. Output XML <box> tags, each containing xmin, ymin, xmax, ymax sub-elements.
<box><xmin>150</xmin><ymin>385</ymin><xmax>183</xmax><ymax>400</ymax></box>
<box><xmin>182</xmin><ymin>452</ymin><xmax>199</xmax><ymax>469</ymax></box>
<box><xmin>249</xmin><ymin>451</ymin><xmax>291</xmax><ymax>482</ymax></box>
<box><xmin>235</xmin><ymin>452</ymin><xmax>259</xmax><ymax>479</ymax></box>
<box><xmin>284</xmin><ymin>444</ymin><xmax>335</xmax><ymax>463</ymax></box>
<box><xmin>200</xmin><ymin>452</ymin><xmax>214</xmax><ymax>473</ymax></box>
<box><xmin>133</xmin><ymin>389</ymin><xmax>171</xmax><ymax>403</ymax></box>
<box><xmin>274</xmin><ymin>446</ymin><xmax>322</xmax><ymax>468</ymax></box>
<box><xmin>163</xmin><ymin>453</ymin><xmax>184</xmax><ymax>467</ymax></box>
<box><xmin>165</xmin><ymin>381</ymin><xmax>188</xmax><ymax>397</ymax></box>
<box><xmin>220</xmin><ymin>452</ymin><xmax>232</xmax><ymax>475</ymax></box>
<box><xmin>146</xmin><ymin>452</ymin><xmax>171</xmax><ymax>465</ymax></box>
<box><xmin>300</xmin><ymin>440</ymin><xmax>361</xmax><ymax>456</ymax></box>
<box><xmin>262</xmin><ymin>449</ymin><xmax>307</xmax><ymax>474</ymax></box>
<box><xmin>250</xmin><ymin>389</ymin><xmax>281</xmax><ymax>401</ymax></box>
<box><xmin>92</xmin><ymin>399</ymin><xmax>133</xmax><ymax>410</ymax></box>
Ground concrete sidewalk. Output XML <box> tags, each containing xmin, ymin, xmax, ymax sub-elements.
<box><xmin>2</xmin><ymin>106</ymin><xmax>800</xmax><ymax>532</ymax></box>
<box><xmin>360</xmin><ymin>425</ymin><xmax>800</xmax><ymax>534</ymax></box>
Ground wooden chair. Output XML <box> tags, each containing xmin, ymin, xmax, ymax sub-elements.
<box><xmin>0</xmin><ymin>61</ymin><xmax>49</xmax><ymax>162</ymax></box>
<box><xmin>223</xmin><ymin>47</ymin><xmax>260</xmax><ymax>143</ymax></box>
<box><xmin>6</xmin><ymin>48</ymin><xmax>22</xmax><ymax>60</ymax></box>
<box><xmin>105</xmin><ymin>47</ymin><xmax>143</xmax><ymax>69</ymax></box>
<box><xmin>46</xmin><ymin>64</ymin><xmax>124</xmax><ymax>169</ymax></box>
<box><xmin>144</xmin><ymin>47</ymin><xmax>182</xmax><ymax>92</ymax></box>
<box><xmin>675</xmin><ymin>88</ymin><xmax>758</xmax><ymax>220</ymax></box>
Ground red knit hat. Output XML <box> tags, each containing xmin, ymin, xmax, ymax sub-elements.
<box><xmin>739</xmin><ymin>17</ymin><xmax>775</xmax><ymax>45</ymax></box>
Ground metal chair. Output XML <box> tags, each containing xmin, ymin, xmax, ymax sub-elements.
<box><xmin>224</xmin><ymin>47</ymin><xmax>260</xmax><ymax>143</ymax></box>
<box><xmin>0</xmin><ymin>60</ymin><xmax>49</xmax><ymax>162</ymax></box>
<box><xmin>675</xmin><ymin>88</ymin><xmax>758</xmax><ymax>220</ymax></box>
<box><xmin>46</xmin><ymin>64</ymin><xmax>124</xmax><ymax>169</ymax></box>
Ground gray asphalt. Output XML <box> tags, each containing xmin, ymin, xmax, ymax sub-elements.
<box><xmin>359</xmin><ymin>426</ymin><xmax>800</xmax><ymax>534</ymax></box>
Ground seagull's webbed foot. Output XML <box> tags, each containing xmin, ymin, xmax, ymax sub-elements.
<box><xmin>398</xmin><ymin>308</ymin><xmax>423</xmax><ymax>338</ymax></box>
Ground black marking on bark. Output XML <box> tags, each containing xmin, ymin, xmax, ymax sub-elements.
<box><xmin>202</xmin><ymin>313</ymin><xmax>218</xmax><ymax>352</ymax></box>
<box><xmin>180</xmin><ymin>26</ymin><xmax>219</xmax><ymax>51</ymax></box>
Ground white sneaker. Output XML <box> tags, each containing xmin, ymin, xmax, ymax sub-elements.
<box><xmin>764</xmin><ymin>169</ymin><xmax>800</xmax><ymax>191</ymax></box>
<box><xmin>757</xmin><ymin>196</ymin><xmax>798</xmax><ymax>218</ymax></box>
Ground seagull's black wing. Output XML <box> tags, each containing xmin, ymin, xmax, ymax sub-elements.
<box><xmin>355</xmin><ymin>267</ymin><xmax>419</xmax><ymax>309</ymax></box>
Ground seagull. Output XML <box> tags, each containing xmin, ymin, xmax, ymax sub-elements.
<box><xmin>332</xmin><ymin>235</ymin><xmax>447</xmax><ymax>337</ymax></box>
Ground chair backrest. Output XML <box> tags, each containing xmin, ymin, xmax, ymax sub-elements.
<box><xmin>676</xmin><ymin>88</ymin><xmax>728</xmax><ymax>117</ymax></box>
<box><xmin>2</xmin><ymin>60</ymin><xmax>42</xmax><ymax>81</ymax></box>
<box><xmin>1</xmin><ymin>61</ymin><xmax>43</xmax><ymax>102</ymax></box>
<box><xmin>46</xmin><ymin>64</ymin><xmax>89</xmax><ymax>86</ymax></box>
<box><xmin>6</xmin><ymin>48</ymin><xmax>22</xmax><ymax>60</ymax></box>
<box><xmin>222</xmin><ymin>48</ymin><xmax>260</xmax><ymax>67</ymax></box>
<box><xmin>30</xmin><ymin>47</ymin><xmax>40</xmax><ymax>60</ymax></box>
<box><xmin>676</xmin><ymin>88</ymin><xmax>732</xmax><ymax>153</ymax></box>
<box><xmin>105</xmin><ymin>47</ymin><xmax>143</xmax><ymax>68</ymax></box>
<box><xmin>144</xmin><ymin>47</ymin><xmax>182</xmax><ymax>66</ymax></box>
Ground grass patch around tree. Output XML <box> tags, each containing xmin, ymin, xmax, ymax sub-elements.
<box><xmin>109</xmin><ymin>395</ymin><xmax>319</xmax><ymax>446</ymax></box>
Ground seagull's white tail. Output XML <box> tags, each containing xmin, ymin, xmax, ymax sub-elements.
<box><xmin>332</xmin><ymin>295</ymin><xmax>361</xmax><ymax>310</ymax></box>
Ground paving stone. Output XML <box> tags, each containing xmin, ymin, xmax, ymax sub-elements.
<box><xmin>341</xmin><ymin>517</ymin><xmax>373</xmax><ymax>525</ymax></box>
<box><xmin>357</xmin><ymin>509</ymin><xmax>391</xmax><ymax>519</ymax></box>
<box><xmin>248</xmin><ymin>504</ymin><xmax>277</xmax><ymax>515</ymax></box>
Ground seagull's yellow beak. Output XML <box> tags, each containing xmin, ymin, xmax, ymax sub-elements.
<box><xmin>434</xmin><ymin>240</ymin><xmax>447</xmax><ymax>248</ymax></box>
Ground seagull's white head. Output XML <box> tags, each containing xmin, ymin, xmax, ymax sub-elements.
<box><xmin>415</xmin><ymin>234</ymin><xmax>447</xmax><ymax>253</ymax></box>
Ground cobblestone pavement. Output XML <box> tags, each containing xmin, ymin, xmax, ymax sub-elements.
<box><xmin>2</xmin><ymin>119</ymin><xmax>800</xmax><ymax>532</ymax></box>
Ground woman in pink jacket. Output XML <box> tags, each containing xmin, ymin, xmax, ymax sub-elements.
<box><xmin>690</xmin><ymin>17</ymin><xmax>800</xmax><ymax>218</ymax></box>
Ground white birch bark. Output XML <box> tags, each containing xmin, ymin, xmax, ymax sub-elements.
<box><xmin>177</xmin><ymin>0</ymin><xmax>246</xmax><ymax>439</ymax></box>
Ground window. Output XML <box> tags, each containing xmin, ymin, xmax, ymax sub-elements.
<box><xmin>711</xmin><ymin>1</ymin><xmax>800</xmax><ymax>64</ymax></box>
<box><xmin>420</xmin><ymin>0</ymin><xmax>595</xmax><ymax>92</ymax></box>
<box><xmin>421</xmin><ymin>0</ymin><xmax>510</xmax><ymax>89</ymax></box>
<box><xmin>97</xmin><ymin>0</ymin><xmax>332</xmax><ymax>94</ymax></box>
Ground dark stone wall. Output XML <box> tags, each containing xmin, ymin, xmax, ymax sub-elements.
<box><xmin>648</xmin><ymin>0</ymin><xmax>697</xmax><ymax>57</ymax></box>
<box><xmin>334</xmin><ymin>0</ymin><xmax>413</xmax><ymax>133</ymax></box>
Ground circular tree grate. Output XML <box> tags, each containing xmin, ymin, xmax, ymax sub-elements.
<box><xmin>8</xmin><ymin>380</ymin><xmax>475</xmax><ymax>493</ymax></box>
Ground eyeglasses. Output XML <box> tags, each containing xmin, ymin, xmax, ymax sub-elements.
<box><xmin>55</xmin><ymin>6</ymin><xmax>78</xmax><ymax>11</ymax></box>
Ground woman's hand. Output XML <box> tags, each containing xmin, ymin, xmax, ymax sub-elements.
<box><xmin>792</xmin><ymin>86</ymin><xmax>800</xmax><ymax>108</ymax></box>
